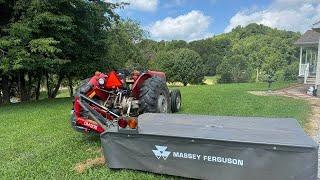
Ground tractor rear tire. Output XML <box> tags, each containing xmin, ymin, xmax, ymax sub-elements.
<box><xmin>139</xmin><ymin>76</ymin><xmax>170</xmax><ymax>113</ymax></box>
<box><xmin>170</xmin><ymin>89</ymin><xmax>181</xmax><ymax>113</ymax></box>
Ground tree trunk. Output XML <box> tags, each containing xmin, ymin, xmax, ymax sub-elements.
<box><xmin>0</xmin><ymin>80</ymin><xmax>2</xmax><ymax>105</ymax></box>
<box><xmin>0</xmin><ymin>92</ymin><xmax>2</xmax><ymax>105</ymax></box>
<box><xmin>67</xmin><ymin>76</ymin><xmax>73</xmax><ymax>97</ymax></box>
<box><xmin>27</xmin><ymin>72</ymin><xmax>32</xmax><ymax>99</ymax></box>
<box><xmin>46</xmin><ymin>73</ymin><xmax>51</xmax><ymax>98</ymax></box>
<box><xmin>256</xmin><ymin>68</ymin><xmax>259</xmax><ymax>82</ymax></box>
<box><xmin>0</xmin><ymin>76</ymin><xmax>2</xmax><ymax>105</ymax></box>
<box><xmin>35</xmin><ymin>75</ymin><xmax>41</xmax><ymax>100</ymax></box>
<box><xmin>1</xmin><ymin>74</ymin><xmax>10</xmax><ymax>104</ymax></box>
<box><xmin>19</xmin><ymin>72</ymin><xmax>29</xmax><ymax>102</ymax></box>
<box><xmin>49</xmin><ymin>75</ymin><xmax>63</xmax><ymax>98</ymax></box>
<box><xmin>183</xmin><ymin>82</ymin><xmax>188</xmax><ymax>86</ymax></box>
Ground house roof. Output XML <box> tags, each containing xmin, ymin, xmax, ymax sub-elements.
<box><xmin>313</xmin><ymin>21</ymin><xmax>320</xmax><ymax>32</ymax></box>
<box><xmin>294</xmin><ymin>30</ymin><xmax>320</xmax><ymax>45</ymax></box>
<box><xmin>313</xmin><ymin>20</ymin><xmax>320</xmax><ymax>26</ymax></box>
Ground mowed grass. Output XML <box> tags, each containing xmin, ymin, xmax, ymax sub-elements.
<box><xmin>178</xmin><ymin>82</ymin><xmax>309</xmax><ymax>125</ymax></box>
<box><xmin>0</xmin><ymin>82</ymin><xmax>310</xmax><ymax>179</ymax></box>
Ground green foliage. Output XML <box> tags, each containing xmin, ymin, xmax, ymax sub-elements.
<box><xmin>138</xmin><ymin>23</ymin><xmax>300</xmax><ymax>84</ymax></box>
<box><xmin>188</xmin><ymin>36</ymin><xmax>232</xmax><ymax>75</ymax></box>
<box><xmin>284</xmin><ymin>61</ymin><xmax>299</xmax><ymax>81</ymax></box>
<box><xmin>153</xmin><ymin>50</ymin><xmax>174</xmax><ymax>76</ymax></box>
<box><xmin>29</xmin><ymin>38</ymin><xmax>61</xmax><ymax>54</ymax></box>
<box><xmin>106</xmin><ymin>20</ymin><xmax>146</xmax><ymax>70</ymax></box>
<box><xmin>215</xmin><ymin>23</ymin><xmax>300</xmax><ymax>83</ymax></box>
<box><xmin>0</xmin><ymin>0</ymin><xmax>303</xmax><ymax>104</ymax></box>
<box><xmin>0</xmin><ymin>0</ymin><xmax>137</xmax><ymax>101</ymax></box>
<box><xmin>136</xmin><ymin>39</ymin><xmax>189</xmax><ymax>69</ymax></box>
<box><xmin>155</xmin><ymin>48</ymin><xmax>205</xmax><ymax>86</ymax></box>
<box><xmin>163</xmin><ymin>40</ymin><xmax>188</xmax><ymax>51</ymax></box>
<box><xmin>217</xmin><ymin>55</ymin><xmax>252</xmax><ymax>83</ymax></box>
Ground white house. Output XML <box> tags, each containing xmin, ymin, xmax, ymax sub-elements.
<box><xmin>295</xmin><ymin>21</ymin><xmax>320</xmax><ymax>89</ymax></box>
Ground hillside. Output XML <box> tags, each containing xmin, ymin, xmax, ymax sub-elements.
<box><xmin>138</xmin><ymin>23</ymin><xmax>301</xmax><ymax>84</ymax></box>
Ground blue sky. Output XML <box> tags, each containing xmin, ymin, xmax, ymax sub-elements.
<box><xmin>109</xmin><ymin>0</ymin><xmax>320</xmax><ymax>41</ymax></box>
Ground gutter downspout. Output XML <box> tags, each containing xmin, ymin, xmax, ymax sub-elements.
<box><xmin>299</xmin><ymin>47</ymin><xmax>302</xmax><ymax>76</ymax></box>
<box><xmin>316</xmin><ymin>38</ymin><xmax>320</xmax><ymax>89</ymax></box>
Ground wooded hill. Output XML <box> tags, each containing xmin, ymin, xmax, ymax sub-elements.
<box><xmin>0</xmin><ymin>0</ymin><xmax>301</xmax><ymax>104</ymax></box>
<box><xmin>141</xmin><ymin>23</ymin><xmax>301</xmax><ymax>85</ymax></box>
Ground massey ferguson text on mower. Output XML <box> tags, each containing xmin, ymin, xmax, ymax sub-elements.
<box><xmin>70</xmin><ymin>70</ymin><xmax>181</xmax><ymax>134</ymax></box>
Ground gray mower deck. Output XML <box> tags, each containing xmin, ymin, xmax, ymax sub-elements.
<box><xmin>101</xmin><ymin>113</ymin><xmax>318</xmax><ymax>180</ymax></box>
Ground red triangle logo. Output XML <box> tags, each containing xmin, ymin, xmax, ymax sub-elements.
<box><xmin>106</xmin><ymin>71</ymin><xmax>122</xmax><ymax>89</ymax></box>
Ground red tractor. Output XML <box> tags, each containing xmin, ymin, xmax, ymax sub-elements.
<box><xmin>70</xmin><ymin>70</ymin><xmax>181</xmax><ymax>134</ymax></box>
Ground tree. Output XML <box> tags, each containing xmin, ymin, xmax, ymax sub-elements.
<box><xmin>105</xmin><ymin>20</ymin><xmax>147</xmax><ymax>70</ymax></box>
<box><xmin>217</xmin><ymin>55</ymin><xmax>252</xmax><ymax>83</ymax></box>
<box><xmin>152</xmin><ymin>50</ymin><xmax>174</xmax><ymax>77</ymax></box>
<box><xmin>0</xmin><ymin>0</ymin><xmax>17</xmax><ymax>104</ymax></box>
<box><xmin>155</xmin><ymin>48</ymin><xmax>205</xmax><ymax>86</ymax></box>
<box><xmin>136</xmin><ymin>39</ymin><xmax>159</xmax><ymax>68</ymax></box>
<box><xmin>163</xmin><ymin>40</ymin><xmax>188</xmax><ymax>51</ymax></box>
<box><xmin>216</xmin><ymin>23</ymin><xmax>300</xmax><ymax>83</ymax></box>
<box><xmin>0</xmin><ymin>0</ymin><xmax>122</xmax><ymax>101</ymax></box>
<box><xmin>188</xmin><ymin>35</ymin><xmax>232</xmax><ymax>76</ymax></box>
<box><xmin>138</xmin><ymin>23</ymin><xmax>300</xmax><ymax>85</ymax></box>
<box><xmin>262</xmin><ymin>50</ymin><xmax>285</xmax><ymax>81</ymax></box>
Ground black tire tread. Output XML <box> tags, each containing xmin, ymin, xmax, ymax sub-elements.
<box><xmin>170</xmin><ymin>89</ymin><xmax>181</xmax><ymax>113</ymax></box>
<box><xmin>139</xmin><ymin>77</ymin><xmax>170</xmax><ymax>113</ymax></box>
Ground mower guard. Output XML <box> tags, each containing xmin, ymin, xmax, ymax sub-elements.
<box><xmin>101</xmin><ymin>113</ymin><xmax>318</xmax><ymax>180</ymax></box>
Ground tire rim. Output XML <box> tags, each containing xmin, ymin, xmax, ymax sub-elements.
<box><xmin>157</xmin><ymin>94</ymin><xmax>168</xmax><ymax>113</ymax></box>
<box><xmin>176</xmin><ymin>95</ymin><xmax>181</xmax><ymax>110</ymax></box>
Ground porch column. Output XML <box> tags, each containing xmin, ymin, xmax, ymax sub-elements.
<box><xmin>305</xmin><ymin>49</ymin><xmax>308</xmax><ymax>63</ymax></box>
<box><xmin>316</xmin><ymin>39</ymin><xmax>320</xmax><ymax>89</ymax></box>
<box><xmin>299</xmin><ymin>47</ymin><xmax>302</xmax><ymax>76</ymax></box>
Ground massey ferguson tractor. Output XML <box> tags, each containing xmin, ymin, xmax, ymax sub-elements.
<box><xmin>70</xmin><ymin>70</ymin><xmax>181</xmax><ymax>134</ymax></box>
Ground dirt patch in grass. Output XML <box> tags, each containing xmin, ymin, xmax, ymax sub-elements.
<box><xmin>305</xmin><ymin>99</ymin><xmax>320</xmax><ymax>137</ymax></box>
<box><xmin>74</xmin><ymin>148</ymin><xmax>105</xmax><ymax>173</ymax></box>
<box><xmin>249</xmin><ymin>85</ymin><xmax>320</xmax><ymax>137</ymax></box>
<box><xmin>248</xmin><ymin>91</ymin><xmax>285</xmax><ymax>97</ymax></box>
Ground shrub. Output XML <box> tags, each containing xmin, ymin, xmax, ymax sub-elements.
<box><xmin>284</xmin><ymin>61</ymin><xmax>299</xmax><ymax>81</ymax></box>
<box><xmin>154</xmin><ymin>48</ymin><xmax>205</xmax><ymax>86</ymax></box>
<box><xmin>274</xmin><ymin>70</ymin><xmax>285</xmax><ymax>82</ymax></box>
<box><xmin>217</xmin><ymin>55</ymin><xmax>252</xmax><ymax>83</ymax></box>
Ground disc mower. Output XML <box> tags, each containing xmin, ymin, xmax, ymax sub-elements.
<box><xmin>70</xmin><ymin>70</ymin><xmax>181</xmax><ymax>134</ymax></box>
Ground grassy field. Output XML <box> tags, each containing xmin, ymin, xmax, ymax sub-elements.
<box><xmin>0</xmin><ymin>82</ymin><xmax>310</xmax><ymax>179</ymax></box>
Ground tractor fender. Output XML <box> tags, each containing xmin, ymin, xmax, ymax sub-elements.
<box><xmin>147</xmin><ymin>70</ymin><xmax>166</xmax><ymax>80</ymax></box>
<box><xmin>131</xmin><ymin>73</ymin><xmax>152</xmax><ymax>99</ymax></box>
<box><xmin>131</xmin><ymin>71</ymin><xmax>166</xmax><ymax>99</ymax></box>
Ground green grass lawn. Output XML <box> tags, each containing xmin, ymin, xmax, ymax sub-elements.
<box><xmin>0</xmin><ymin>82</ymin><xmax>310</xmax><ymax>179</ymax></box>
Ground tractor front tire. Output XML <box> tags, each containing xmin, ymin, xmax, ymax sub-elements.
<box><xmin>170</xmin><ymin>89</ymin><xmax>181</xmax><ymax>113</ymax></box>
<box><xmin>139</xmin><ymin>77</ymin><xmax>170</xmax><ymax>113</ymax></box>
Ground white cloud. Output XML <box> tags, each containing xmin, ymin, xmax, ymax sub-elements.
<box><xmin>162</xmin><ymin>0</ymin><xmax>186</xmax><ymax>9</ymax></box>
<box><xmin>148</xmin><ymin>10</ymin><xmax>212</xmax><ymax>41</ymax></box>
<box><xmin>106</xmin><ymin>0</ymin><xmax>158</xmax><ymax>12</ymax></box>
<box><xmin>225</xmin><ymin>1</ymin><xmax>320</xmax><ymax>33</ymax></box>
